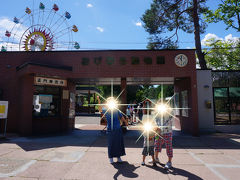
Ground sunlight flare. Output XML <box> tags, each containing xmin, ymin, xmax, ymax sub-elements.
<box><xmin>155</xmin><ymin>103</ymin><xmax>172</xmax><ymax>115</ymax></box>
<box><xmin>143</xmin><ymin>122</ymin><xmax>153</xmax><ymax>132</ymax></box>
<box><xmin>106</xmin><ymin>97</ymin><xmax>118</xmax><ymax>110</ymax></box>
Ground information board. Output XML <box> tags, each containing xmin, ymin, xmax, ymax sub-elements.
<box><xmin>0</xmin><ymin>101</ymin><xmax>8</xmax><ymax>119</ymax></box>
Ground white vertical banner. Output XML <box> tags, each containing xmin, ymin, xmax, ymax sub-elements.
<box><xmin>0</xmin><ymin>101</ymin><xmax>8</xmax><ymax>119</ymax></box>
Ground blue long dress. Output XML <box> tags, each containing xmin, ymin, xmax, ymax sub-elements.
<box><xmin>103</xmin><ymin>108</ymin><xmax>126</xmax><ymax>158</ymax></box>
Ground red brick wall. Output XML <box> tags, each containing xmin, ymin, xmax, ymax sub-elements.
<box><xmin>0</xmin><ymin>50</ymin><xmax>196</xmax><ymax>78</ymax></box>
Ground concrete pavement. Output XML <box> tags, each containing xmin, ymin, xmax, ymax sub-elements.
<box><xmin>0</xmin><ymin>124</ymin><xmax>240</xmax><ymax>180</ymax></box>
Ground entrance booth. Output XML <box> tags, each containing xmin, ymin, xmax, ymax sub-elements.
<box><xmin>0</xmin><ymin>50</ymin><xmax>198</xmax><ymax>135</ymax></box>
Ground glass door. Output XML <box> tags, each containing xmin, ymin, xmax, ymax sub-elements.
<box><xmin>229</xmin><ymin>87</ymin><xmax>240</xmax><ymax>124</ymax></box>
<box><xmin>214</xmin><ymin>88</ymin><xmax>230</xmax><ymax>124</ymax></box>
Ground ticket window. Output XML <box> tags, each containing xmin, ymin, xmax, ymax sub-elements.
<box><xmin>33</xmin><ymin>86</ymin><xmax>61</xmax><ymax>117</ymax></box>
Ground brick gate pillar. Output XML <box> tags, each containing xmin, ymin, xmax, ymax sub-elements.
<box><xmin>18</xmin><ymin>74</ymin><xmax>34</xmax><ymax>135</ymax></box>
<box><xmin>174</xmin><ymin>77</ymin><xmax>199</xmax><ymax>136</ymax></box>
<box><xmin>121</xmin><ymin>77</ymin><xmax>127</xmax><ymax>113</ymax></box>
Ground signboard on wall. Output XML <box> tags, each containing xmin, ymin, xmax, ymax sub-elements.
<box><xmin>0</xmin><ymin>101</ymin><xmax>8</xmax><ymax>119</ymax></box>
<box><xmin>34</xmin><ymin>77</ymin><xmax>67</xmax><ymax>87</ymax></box>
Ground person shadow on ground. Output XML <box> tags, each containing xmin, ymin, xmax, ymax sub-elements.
<box><xmin>145</xmin><ymin>163</ymin><xmax>204</xmax><ymax>180</ymax></box>
<box><xmin>112</xmin><ymin>161</ymin><xmax>140</xmax><ymax>180</ymax></box>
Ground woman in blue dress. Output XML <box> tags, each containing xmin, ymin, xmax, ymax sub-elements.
<box><xmin>97</xmin><ymin>96</ymin><xmax>128</xmax><ymax>164</ymax></box>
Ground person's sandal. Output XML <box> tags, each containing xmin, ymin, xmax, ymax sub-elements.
<box><xmin>141</xmin><ymin>162</ymin><xmax>145</xmax><ymax>166</ymax></box>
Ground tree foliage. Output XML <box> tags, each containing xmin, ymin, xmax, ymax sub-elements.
<box><xmin>204</xmin><ymin>0</ymin><xmax>240</xmax><ymax>32</ymax></box>
<box><xmin>203</xmin><ymin>38</ymin><xmax>240</xmax><ymax>70</ymax></box>
<box><xmin>97</xmin><ymin>85</ymin><xmax>174</xmax><ymax>104</ymax></box>
<box><xmin>136</xmin><ymin>85</ymin><xmax>174</xmax><ymax>102</ymax></box>
<box><xmin>141</xmin><ymin>0</ymin><xmax>209</xmax><ymax>69</ymax></box>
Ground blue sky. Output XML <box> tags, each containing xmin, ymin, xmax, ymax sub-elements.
<box><xmin>0</xmin><ymin>0</ymin><xmax>239</xmax><ymax>50</ymax></box>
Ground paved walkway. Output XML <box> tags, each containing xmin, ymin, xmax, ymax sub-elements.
<box><xmin>0</xmin><ymin>124</ymin><xmax>240</xmax><ymax>180</ymax></box>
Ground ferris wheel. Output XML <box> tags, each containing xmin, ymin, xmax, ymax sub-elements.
<box><xmin>1</xmin><ymin>2</ymin><xmax>80</xmax><ymax>52</ymax></box>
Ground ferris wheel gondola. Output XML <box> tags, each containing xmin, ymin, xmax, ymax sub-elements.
<box><xmin>1</xmin><ymin>2</ymin><xmax>79</xmax><ymax>51</ymax></box>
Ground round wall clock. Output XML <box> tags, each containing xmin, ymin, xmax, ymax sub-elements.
<box><xmin>175</xmin><ymin>54</ymin><xmax>188</xmax><ymax>67</ymax></box>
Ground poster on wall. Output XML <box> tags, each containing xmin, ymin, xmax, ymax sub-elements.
<box><xmin>0</xmin><ymin>101</ymin><xmax>8</xmax><ymax>119</ymax></box>
<box><xmin>62</xmin><ymin>90</ymin><xmax>69</xmax><ymax>100</ymax></box>
<box><xmin>70</xmin><ymin>93</ymin><xmax>76</xmax><ymax>103</ymax></box>
<box><xmin>70</xmin><ymin>93</ymin><xmax>76</xmax><ymax>109</ymax></box>
<box><xmin>69</xmin><ymin>93</ymin><xmax>76</xmax><ymax>118</ymax></box>
<box><xmin>174</xmin><ymin>93</ymin><xmax>180</xmax><ymax>115</ymax></box>
<box><xmin>69</xmin><ymin>109</ymin><xmax>75</xmax><ymax>118</ymax></box>
<box><xmin>39</xmin><ymin>95</ymin><xmax>53</xmax><ymax>104</ymax></box>
<box><xmin>181</xmin><ymin>90</ymin><xmax>188</xmax><ymax>117</ymax></box>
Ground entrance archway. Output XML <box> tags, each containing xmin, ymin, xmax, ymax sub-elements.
<box><xmin>0</xmin><ymin>49</ymin><xmax>198</xmax><ymax>135</ymax></box>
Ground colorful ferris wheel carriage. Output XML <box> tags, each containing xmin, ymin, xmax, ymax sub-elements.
<box><xmin>1</xmin><ymin>2</ymin><xmax>80</xmax><ymax>52</ymax></box>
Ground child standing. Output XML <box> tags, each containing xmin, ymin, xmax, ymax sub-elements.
<box><xmin>141</xmin><ymin>131</ymin><xmax>156</xmax><ymax>166</ymax></box>
<box><xmin>154</xmin><ymin>116</ymin><xmax>173</xmax><ymax>169</ymax></box>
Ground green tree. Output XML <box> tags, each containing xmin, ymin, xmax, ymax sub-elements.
<box><xmin>141</xmin><ymin>0</ymin><xmax>209</xmax><ymax>69</ymax></box>
<box><xmin>127</xmin><ymin>85</ymin><xmax>142</xmax><ymax>103</ymax></box>
<box><xmin>135</xmin><ymin>85</ymin><xmax>174</xmax><ymax>103</ymax></box>
<box><xmin>203</xmin><ymin>38</ymin><xmax>240</xmax><ymax>70</ymax></box>
<box><xmin>204</xmin><ymin>0</ymin><xmax>240</xmax><ymax>32</ymax></box>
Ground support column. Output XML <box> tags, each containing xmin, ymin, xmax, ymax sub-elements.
<box><xmin>121</xmin><ymin>77</ymin><xmax>127</xmax><ymax>114</ymax></box>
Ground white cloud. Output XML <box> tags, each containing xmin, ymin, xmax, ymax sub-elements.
<box><xmin>0</xmin><ymin>17</ymin><xmax>28</xmax><ymax>51</ymax></box>
<box><xmin>201</xmin><ymin>33</ymin><xmax>222</xmax><ymax>46</ymax></box>
<box><xmin>0</xmin><ymin>42</ymin><xmax>19</xmax><ymax>51</ymax></box>
<box><xmin>201</xmin><ymin>33</ymin><xmax>239</xmax><ymax>46</ymax></box>
<box><xmin>96</xmin><ymin>27</ymin><xmax>104</xmax><ymax>32</ymax></box>
<box><xmin>0</xmin><ymin>17</ymin><xmax>27</xmax><ymax>41</ymax></box>
<box><xmin>135</xmin><ymin>22</ymin><xmax>142</xmax><ymax>27</ymax></box>
<box><xmin>224</xmin><ymin>34</ymin><xmax>239</xmax><ymax>43</ymax></box>
<box><xmin>87</xmin><ymin>3</ymin><xmax>93</xmax><ymax>8</ymax></box>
